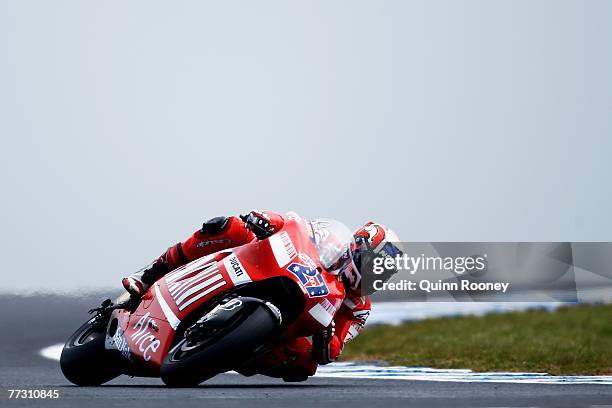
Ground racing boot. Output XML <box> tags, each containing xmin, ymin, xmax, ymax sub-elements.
<box><xmin>122</xmin><ymin>275</ymin><xmax>146</xmax><ymax>297</ymax></box>
<box><xmin>122</xmin><ymin>260</ymin><xmax>167</xmax><ymax>297</ymax></box>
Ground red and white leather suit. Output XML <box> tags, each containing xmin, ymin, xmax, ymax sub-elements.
<box><xmin>141</xmin><ymin>211</ymin><xmax>371</xmax><ymax>377</ymax></box>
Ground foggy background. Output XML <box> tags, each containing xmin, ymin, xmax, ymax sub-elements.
<box><xmin>1</xmin><ymin>1</ymin><xmax>611</xmax><ymax>292</ymax></box>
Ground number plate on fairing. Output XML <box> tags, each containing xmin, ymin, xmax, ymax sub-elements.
<box><xmin>286</xmin><ymin>253</ymin><xmax>330</xmax><ymax>298</ymax></box>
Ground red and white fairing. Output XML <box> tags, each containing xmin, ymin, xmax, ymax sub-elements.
<box><xmin>113</xmin><ymin>213</ymin><xmax>345</xmax><ymax>371</ymax></box>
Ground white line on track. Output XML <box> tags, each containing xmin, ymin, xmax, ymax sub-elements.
<box><xmin>41</xmin><ymin>344</ymin><xmax>612</xmax><ymax>385</ymax></box>
<box><xmin>367</xmin><ymin>301</ymin><xmax>564</xmax><ymax>326</ymax></box>
<box><xmin>40</xmin><ymin>344</ymin><xmax>64</xmax><ymax>361</ymax></box>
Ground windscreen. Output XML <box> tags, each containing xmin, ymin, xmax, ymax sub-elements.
<box><xmin>309</xmin><ymin>218</ymin><xmax>354</xmax><ymax>270</ymax></box>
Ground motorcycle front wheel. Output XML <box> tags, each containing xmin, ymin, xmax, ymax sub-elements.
<box><xmin>160</xmin><ymin>297</ymin><xmax>281</xmax><ymax>387</ymax></box>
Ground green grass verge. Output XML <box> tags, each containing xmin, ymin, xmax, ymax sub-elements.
<box><xmin>341</xmin><ymin>304</ymin><xmax>612</xmax><ymax>375</ymax></box>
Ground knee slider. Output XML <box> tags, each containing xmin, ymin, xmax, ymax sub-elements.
<box><xmin>200</xmin><ymin>216</ymin><xmax>229</xmax><ymax>235</ymax></box>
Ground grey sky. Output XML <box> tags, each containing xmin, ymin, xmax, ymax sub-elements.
<box><xmin>1</xmin><ymin>1</ymin><xmax>611</xmax><ymax>291</ymax></box>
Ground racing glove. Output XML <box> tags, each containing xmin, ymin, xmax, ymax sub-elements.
<box><xmin>240</xmin><ymin>210</ymin><xmax>282</xmax><ymax>240</ymax></box>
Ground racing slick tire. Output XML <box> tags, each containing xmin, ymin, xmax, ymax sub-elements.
<box><xmin>160</xmin><ymin>297</ymin><xmax>282</xmax><ymax>387</ymax></box>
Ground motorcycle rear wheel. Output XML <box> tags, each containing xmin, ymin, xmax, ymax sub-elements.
<box><xmin>60</xmin><ymin>318</ymin><xmax>121</xmax><ymax>386</ymax></box>
<box><xmin>160</xmin><ymin>298</ymin><xmax>280</xmax><ymax>387</ymax></box>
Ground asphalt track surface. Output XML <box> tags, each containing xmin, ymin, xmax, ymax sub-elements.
<box><xmin>1</xmin><ymin>295</ymin><xmax>612</xmax><ymax>407</ymax></box>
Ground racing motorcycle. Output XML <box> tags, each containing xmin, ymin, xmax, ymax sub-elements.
<box><xmin>60</xmin><ymin>214</ymin><xmax>352</xmax><ymax>386</ymax></box>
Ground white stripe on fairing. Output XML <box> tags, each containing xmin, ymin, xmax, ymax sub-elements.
<box><xmin>39</xmin><ymin>344</ymin><xmax>612</xmax><ymax>385</ymax></box>
<box><xmin>154</xmin><ymin>284</ymin><xmax>181</xmax><ymax>330</ymax></box>
<box><xmin>165</xmin><ymin>255</ymin><xmax>215</xmax><ymax>283</ymax></box>
<box><xmin>174</xmin><ymin>274</ymin><xmax>223</xmax><ymax>306</ymax></box>
<box><xmin>308</xmin><ymin>302</ymin><xmax>334</xmax><ymax>327</ymax></box>
<box><xmin>178</xmin><ymin>280</ymin><xmax>227</xmax><ymax>311</ymax></box>
<box><xmin>169</xmin><ymin>275</ymin><xmax>197</xmax><ymax>296</ymax></box>
<box><xmin>269</xmin><ymin>232</ymin><xmax>295</xmax><ymax>267</ymax></box>
<box><xmin>171</xmin><ymin>267</ymin><xmax>219</xmax><ymax>298</ymax></box>
<box><xmin>169</xmin><ymin>267</ymin><xmax>213</xmax><ymax>294</ymax></box>
<box><xmin>170</xmin><ymin>278</ymin><xmax>194</xmax><ymax>298</ymax></box>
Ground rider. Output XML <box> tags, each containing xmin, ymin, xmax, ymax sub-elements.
<box><xmin>122</xmin><ymin>210</ymin><xmax>401</xmax><ymax>381</ymax></box>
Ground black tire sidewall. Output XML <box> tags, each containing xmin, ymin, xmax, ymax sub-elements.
<box><xmin>161</xmin><ymin>302</ymin><xmax>279</xmax><ymax>387</ymax></box>
<box><xmin>60</xmin><ymin>318</ymin><xmax>121</xmax><ymax>386</ymax></box>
